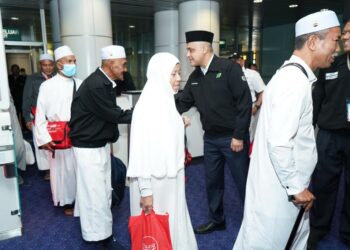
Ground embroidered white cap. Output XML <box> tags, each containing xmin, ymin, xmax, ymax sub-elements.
<box><xmin>101</xmin><ymin>45</ymin><xmax>126</xmax><ymax>60</ymax></box>
<box><xmin>54</xmin><ymin>45</ymin><xmax>74</xmax><ymax>61</ymax></box>
<box><xmin>39</xmin><ymin>53</ymin><xmax>54</xmax><ymax>61</ymax></box>
<box><xmin>295</xmin><ymin>10</ymin><xmax>340</xmax><ymax>37</ymax></box>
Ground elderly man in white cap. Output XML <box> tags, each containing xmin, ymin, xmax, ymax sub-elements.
<box><xmin>34</xmin><ymin>45</ymin><xmax>82</xmax><ymax>215</ymax></box>
<box><xmin>22</xmin><ymin>53</ymin><xmax>54</xmax><ymax>179</ymax></box>
<box><xmin>233</xmin><ymin>10</ymin><xmax>340</xmax><ymax>250</ymax></box>
<box><xmin>69</xmin><ymin>45</ymin><xmax>132</xmax><ymax>249</ymax></box>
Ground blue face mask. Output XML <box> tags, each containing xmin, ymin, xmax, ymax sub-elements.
<box><xmin>62</xmin><ymin>64</ymin><xmax>76</xmax><ymax>77</ymax></box>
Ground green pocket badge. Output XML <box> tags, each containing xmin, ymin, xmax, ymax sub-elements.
<box><xmin>216</xmin><ymin>72</ymin><xmax>222</xmax><ymax>78</ymax></box>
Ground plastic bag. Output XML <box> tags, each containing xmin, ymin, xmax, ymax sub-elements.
<box><xmin>129</xmin><ymin>210</ymin><xmax>172</xmax><ymax>250</ymax></box>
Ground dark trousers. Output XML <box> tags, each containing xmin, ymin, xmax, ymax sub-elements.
<box><xmin>203</xmin><ymin>133</ymin><xmax>250</xmax><ymax>223</ymax></box>
<box><xmin>309</xmin><ymin>129</ymin><xmax>350</xmax><ymax>243</ymax></box>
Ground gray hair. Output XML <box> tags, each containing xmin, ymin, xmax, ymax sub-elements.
<box><xmin>294</xmin><ymin>29</ymin><xmax>328</xmax><ymax>50</ymax></box>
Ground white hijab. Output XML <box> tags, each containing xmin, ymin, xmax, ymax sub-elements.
<box><xmin>127</xmin><ymin>52</ymin><xmax>185</xmax><ymax>178</ymax></box>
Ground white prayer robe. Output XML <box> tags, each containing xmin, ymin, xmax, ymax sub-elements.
<box><xmin>34</xmin><ymin>74</ymin><xmax>82</xmax><ymax>206</ymax></box>
<box><xmin>32</xmin><ymin>126</ymin><xmax>50</xmax><ymax>170</ymax></box>
<box><xmin>233</xmin><ymin>55</ymin><xmax>317</xmax><ymax>250</ymax></box>
<box><xmin>127</xmin><ymin>53</ymin><xmax>198</xmax><ymax>250</ymax></box>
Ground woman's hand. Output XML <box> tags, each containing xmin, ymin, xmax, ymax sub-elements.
<box><xmin>140</xmin><ymin>195</ymin><xmax>153</xmax><ymax>214</ymax></box>
<box><xmin>182</xmin><ymin>115</ymin><xmax>191</xmax><ymax>127</ymax></box>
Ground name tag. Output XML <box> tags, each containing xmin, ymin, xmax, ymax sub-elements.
<box><xmin>325</xmin><ymin>72</ymin><xmax>338</xmax><ymax>80</ymax></box>
<box><xmin>191</xmin><ymin>82</ymin><xmax>198</xmax><ymax>85</ymax></box>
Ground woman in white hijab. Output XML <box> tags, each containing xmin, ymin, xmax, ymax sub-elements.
<box><xmin>127</xmin><ymin>52</ymin><xmax>198</xmax><ymax>250</ymax></box>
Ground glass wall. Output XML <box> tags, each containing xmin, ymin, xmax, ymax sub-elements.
<box><xmin>113</xmin><ymin>16</ymin><xmax>154</xmax><ymax>90</ymax></box>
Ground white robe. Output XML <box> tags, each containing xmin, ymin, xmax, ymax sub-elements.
<box><xmin>234</xmin><ymin>55</ymin><xmax>318</xmax><ymax>250</ymax></box>
<box><xmin>127</xmin><ymin>53</ymin><xmax>197</xmax><ymax>250</ymax></box>
<box><xmin>34</xmin><ymin>74</ymin><xmax>82</xmax><ymax>206</ymax></box>
<box><xmin>73</xmin><ymin>145</ymin><xmax>112</xmax><ymax>241</ymax></box>
<box><xmin>32</xmin><ymin>126</ymin><xmax>50</xmax><ymax>170</ymax></box>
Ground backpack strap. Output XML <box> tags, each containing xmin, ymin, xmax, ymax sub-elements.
<box><xmin>281</xmin><ymin>62</ymin><xmax>308</xmax><ymax>78</ymax></box>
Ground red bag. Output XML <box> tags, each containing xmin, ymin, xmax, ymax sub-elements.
<box><xmin>47</xmin><ymin>121</ymin><xmax>72</xmax><ymax>149</ymax></box>
<box><xmin>128</xmin><ymin>210</ymin><xmax>172</xmax><ymax>250</ymax></box>
<box><xmin>184</xmin><ymin>149</ymin><xmax>192</xmax><ymax>167</ymax></box>
<box><xmin>31</xmin><ymin>106</ymin><xmax>37</xmax><ymax>124</ymax></box>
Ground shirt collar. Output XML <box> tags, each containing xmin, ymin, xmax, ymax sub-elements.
<box><xmin>99</xmin><ymin>67</ymin><xmax>116</xmax><ymax>88</ymax></box>
<box><xmin>201</xmin><ymin>54</ymin><xmax>214</xmax><ymax>75</ymax></box>
<box><xmin>287</xmin><ymin>55</ymin><xmax>317</xmax><ymax>84</ymax></box>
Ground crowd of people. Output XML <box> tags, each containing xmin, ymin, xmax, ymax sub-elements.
<box><xmin>6</xmin><ymin>8</ymin><xmax>350</xmax><ymax>250</ymax></box>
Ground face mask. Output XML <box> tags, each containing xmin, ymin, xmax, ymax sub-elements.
<box><xmin>62</xmin><ymin>64</ymin><xmax>76</xmax><ymax>77</ymax></box>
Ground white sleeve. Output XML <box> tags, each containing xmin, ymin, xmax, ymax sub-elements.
<box><xmin>33</xmin><ymin>85</ymin><xmax>52</xmax><ymax>146</ymax></box>
<box><xmin>251</xmin><ymin>71</ymin><xmax>265</xmax><ymax>94</ymax></box>
<box><xmin>138</xmin><ymin>178</ymin><xmax>153</xmax><ymax>197</ymax></box>
<box><xmin>267</xmin><ymin>77</ymin><xmax>306</xmax><ymax>196</ymax></box>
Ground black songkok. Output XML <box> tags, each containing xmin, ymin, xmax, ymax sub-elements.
<box><xmin>185</xmin><ymin>30</ymin><xmax>214</xmax><ymax>44</ymax></box>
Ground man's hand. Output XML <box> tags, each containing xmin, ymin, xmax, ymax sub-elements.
<box><xmin>140</xmin><ymin>195</ymin><xmax>153</xmax><ymax>214</ymax></box>
<box><xmin>292</xmin><ymin>188</ymin><xmax>315</xmax><ymax>212</ymax></box>
<box><xmin>26</xmin><ymin>121</ymin><xmax>33</xmax><ymax>131</ymax></box>
<box><xmin>231</xmin><ymin>138</ymin><xmax>243</xmax><ymax>152</ymax></box>
<box><xmin>40</xmin><ymin>141</ymin><xmax>56</xmax><ymax>152</ymax></box>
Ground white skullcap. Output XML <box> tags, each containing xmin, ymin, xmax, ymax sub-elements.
<box><xmin>54</xmin><ymin>45</ymin><xmax>74</xmax><ymax>61</ymax></box>
<box><xmin>39</xmin><ymin>53</ymin><xmax>53</xmax><ymax>62</ymax></box>
<box><xmin>101</xmin><ymin>45</ymin><xmax>126</xmax><ymax>60</ymax></box>
<box><xmin>295</xmin><ymin>10</ymin><xmax>340</xmax><ymax>37</ymax></box>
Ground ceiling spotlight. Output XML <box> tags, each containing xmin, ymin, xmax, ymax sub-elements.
<box><xmin>129</xmin><ymin>25</ymin><xmax>135</xmax><ymax>28</ymax></box>
<box><xmin>289</xmin><ymin>4</ymin><xmax>298</xmax><ymax>8</ymax></box>
<box><xmin>254</xmin><ymin>0</ymin><xmax>263</xmax><ymax>3</ymax></box>
<box><xmin>11</xmin><ymin>17</ymin><xmax>19</xmax><ymax>20</ymax></box>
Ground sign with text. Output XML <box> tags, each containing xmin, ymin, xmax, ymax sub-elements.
<box><xmin>3</xmin><ymin>28</ymin><xmax>21</xmax><ymax>41</ymax></box>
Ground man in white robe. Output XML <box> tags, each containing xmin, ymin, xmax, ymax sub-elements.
<box><xmin>34</xmin><ymin>45</ymin><xmax>82</xmax><ymax>215</ymax></box>
<box><xmin>233</xmin><ymin>10</ymin><xmax>341</xmax><ymax>250</ymax></box>
<box><xmin>69</xmin><ymin>45</ymin><xmax>132</xmax><ymax>249</ymax></box>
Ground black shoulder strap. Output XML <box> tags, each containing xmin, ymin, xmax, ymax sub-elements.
<box><xmin>72</xmin><ymin>79</ymin><xmax>76</xmax><ymax>96</ymax></box>
<box><xmin>281</xmin><ymin>62</ymin><xmax>308</xmax><ymax>78</ymax></box>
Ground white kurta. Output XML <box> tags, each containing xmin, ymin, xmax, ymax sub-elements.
<box><xmin>234</xmin><ymin>55</ymin><xmax>318</xmax><ymax>250</ymax></box>
<box><xmin>34</xmin><ymin>74</ymin><xmax>82</xmax><ymax>206</ymax></box>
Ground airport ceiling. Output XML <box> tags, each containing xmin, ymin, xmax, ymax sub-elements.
<box><xmin>0</xmin><ymin>0</ymin><xmax>346</xmax><ymax>50</ymax></box>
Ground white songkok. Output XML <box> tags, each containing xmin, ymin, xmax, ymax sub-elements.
<box><xmin>54</xmin><ymin>45</ymin><xmax>74</xmax><ymax>61</ymax></box>
<box><xmin>39</xmin><ymin>53</ymin><xmax>53</xmax><ymax>62</ymax></box>
<box><xmin>101</xmin><ymin>45</ymin><xmax>126</xmax><ymax>60</ymax></box>
<box><xmin>295</xmin><ymin>10</ymin><xmax>340</xmax><ymax>37</ymax></box>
